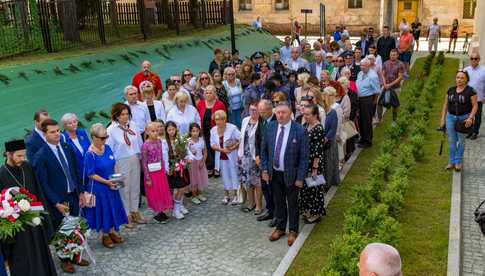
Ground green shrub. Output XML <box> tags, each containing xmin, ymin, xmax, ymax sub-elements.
<box><xmin>381</xmin><ymin>189</ymin><xmax>405</xmax><ymax>217</ymax></box>
<box><xmin>375</xmin><ymin>216</ymin><xmax>401</xmax><ymax>244</ymax></box>
<box><xmin>369</xmin><ymin>176</ymin><xmax>384</xmax><ymax>202</ymax></box>
<box><xmin>370</xmin><ymin>153</ymin><xmax>393</xmax><ymax>180</ymax></box>
<box><xmin>410</xmin><ymin>133</ymin><xmax>425</xmax><ymax>161</ymax></box>
<box><xmin>324</xmin><ymin>232</ymin><xmax>370</xmax><ymax>276</ymax></box>
<box><xmin>399</xmin><ymin>144</ymin><xmax>415</xmax><ymax>169</ymax></box>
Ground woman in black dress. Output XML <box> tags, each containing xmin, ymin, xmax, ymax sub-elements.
<box><xmin>448</xmin><ymin>19</ymin><xmax>459</xmax><ymax>54</ymax></box>
<box><xmin>411</xmin><ymin>18</ymin><xmax>422</xmax><ymax>51</ymax></box>
<box><xmin>299</xmin><ymin>105</ymin><xmax>326</xmax><ymax>224</ymax></box>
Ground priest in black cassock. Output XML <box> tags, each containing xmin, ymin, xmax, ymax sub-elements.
<box><xmin>0</xmin><ymin>139</ymin><xmax>57</xmax><ymax>276</ymax></box>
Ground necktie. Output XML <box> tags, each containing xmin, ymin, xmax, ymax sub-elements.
<box><xmin>273</xmin><ymin>126</ymin><xmax>285</xmax><ymax>169</ymax></box>
<box><xmin>56</xmin><ymin>145</ymin><xmax>75</xmax><ymax>193</ymax></box>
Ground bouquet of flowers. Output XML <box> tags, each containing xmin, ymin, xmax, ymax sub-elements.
<box><xmin>168</xmin><ymin>134</ymin><xmax>191</xmax><ymax>177</ymax></box>
<box><xmin>0</xmin><ymin>186</ymin><xmax>45</xmax><ymax>239</ymax></box>
<box><xmin>51</xmin><ymin>215</ymin><xmax>95</xmax><ymax>264</ymax></box>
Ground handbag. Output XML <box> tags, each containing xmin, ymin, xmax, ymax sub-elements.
<box><xmin>341</xmin><ymin>120</ymin><xmax>358</xmax><ymax>141</ymax></box>
<box><xmin>455</xmin><ymin>120</ymin><xmax>473</xmax><ymax>134</ymax></box>
<box><xmin>83</xmin><ymin>152</ymin><xmax>96</xmax><ymax>208</ymax></box>
<box><xmin>474</xmin><ymin>199</ymin><xmax>485</xmax><ymax>235</ymax></box>
<box><xmin>305</xmin><ymin>175</ymin><xmax>326</xmax><ymax>187</ymax></box>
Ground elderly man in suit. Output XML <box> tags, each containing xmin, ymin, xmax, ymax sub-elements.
<box><xmin>287</xmin><ymin>47</ymin><xmax>309</xmax><ymax>72</ymax></box>
<box><xmin>25</xmin><ymin>110</ymin><xmax>49</xmax><ymax>162</ymax></box>
<box><xmin>33</xmin><ymin>118</ymin><xmax>88</xmax><ymax>273</ymax></box>
<box><xmin>261</xmin><ymin>101</ymin><xmax>308</xmax><ymax>246</ymax></box>
<box><xmin>309</xmin><ymin>51</ymin><xmax>328</xmax><ymax>81</ymax></box>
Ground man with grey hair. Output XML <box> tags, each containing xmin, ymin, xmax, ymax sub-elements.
<box><xmin>464</xmin><ymin>53</ymin><xmax>485</xmax><ymax>140</ymax></box>
<box><xmin>356</xmin><ymin>58</ymin><xmax>380</xmax><ymax>148</ymax></box>
<box><xmin>131</xmin><ymin>60</ymin><xmax>163</xmax><ymax>99</ymax></box>
<box><xmin>309</xmin><ymin>51</ymin><xmax>328</xmax><ymax>81</ymax></box>
<box><xmin>124</xmin><ymin>85</ymin><xmax>150</xmax><ymax>135</ymax></box>
<box><xmin>359</xmin><ymin>243</ymin><xmax>402</xmax><ymax>276</ymax></box>
<box><xmin>426</xmin><ymin>17</ymin><xmax>441</xmax><ymax>53</ymax></box>
<box><xmin>288</xmin><ymin>47</ymin><xmax>309</xmax><ymax>72</ymax></box>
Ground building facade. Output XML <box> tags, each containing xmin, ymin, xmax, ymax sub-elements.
<box><xmin>235</xmin><ymin>0</ymin><xmax>476</xmax><ymax>36</ymax></box>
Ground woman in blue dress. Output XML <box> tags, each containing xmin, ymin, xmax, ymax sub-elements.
<box><xmin>83</xmin><ymin>123</ymin><xmax>128</xmax><ymax>249</ymax></box>
<box><xmin>61</xmin><ymin>113</ymin><xmax>90</xmax><ymax>175</ymax></box>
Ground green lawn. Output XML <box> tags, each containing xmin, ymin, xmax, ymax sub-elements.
<box><xmin>287</xmin><ymin>57</ymin><xmax>458</xmax><ymax>276</ymax></box>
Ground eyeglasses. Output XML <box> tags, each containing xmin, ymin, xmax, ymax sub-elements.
<box><xmin>183</xmin><ymin>73</ymin><xmax>192</xmax><ymax>77</ymax></box>
<box><xmin>95</xmin><ymin>135</ymin><xmax>109</xmax><ymax>140</ymax></box>
<box><xmin>471</xmin><ymin>57</ymin><xmax>480</xmax><ymax>61</ymax></box>
<box><xmin>128</xmin><ymin>93</ymin><xmax>137</xmax><ymax>96</ymax></box>
<box><xmin>173</xmin><ymin>79</ymin><xmax>181</xmax><ymax>83</ymax></box>
<box><xmin>200</xmin><ymin>77</ymin><xmax>209</xmax><ymax>80</ymax></box>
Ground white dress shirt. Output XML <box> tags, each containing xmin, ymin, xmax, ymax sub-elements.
<box><xmin>464</xmin><ymin>65</ymin><xmax>485</xmax><ymax>101</ymax></box>
<box><xmin>162</xmin><ymin>92</ymin><xmax>176</xmax><ymax>114</ymax></box>
<box><xmin>106</xmin><ymin>121</ymin><xmax>142</xmax><ymax>160</ymax></box>
<box><xmin>315</xmin><ymin>62</ymin><xmax>323</xmax><ymax>81</ymax></box>
<box><xmin>47</xmin><ymin>142</ymin><xmax>72</xmax><ymax>192</ymax></box>
<box><xmin>166</xmin><ymin>105</ymin><xmax>201</xmax><ymax>135</ymax></box>
<box><xmin>274</xmin><ymin>121</ymin><xmax>291</xmax><ymax>171</ymax></box>
<box><xmin>35</xmin><ymin>127</ymin><xmax>47</xmax><ymax>142</ymax></box>
<box><xmin>125</xmin><ymin>100</ymin><xmax>150</xmax><ymax>133</ymax></box>
<box><xmin>71</xmin><ymin>138</ymin><xmax>84</xmax><ymax>155</ymax></box>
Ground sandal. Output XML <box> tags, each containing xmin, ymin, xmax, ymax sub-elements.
<box><xmin>254</xmin><ymin>209</ymin><xmax>263</xmax><ymax>216</ymax></box>
<box><xmin>455</xmin><ymin>164</ymin><xmax>463</xmax><ymax>172</ymax></box>
<box><xmin>445</xmin><ymin>164</ymin><xmax>454</xmax><ymax>171</ymax></box>
<box><xmin>241</xmin><ymin>205</ymin><xmax>256</xmax><ymax>213</ymax></box>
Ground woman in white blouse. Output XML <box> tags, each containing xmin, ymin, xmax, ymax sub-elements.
<box><xmin>106</xmin><ymin>103</ymin><xmax>146</xmax><ymax>228</ymax></box>
<box><xmin>223</xmin><ymin>67</ymin><xmax>243</xmax><ymax>128</ymax></box>
<box><xmin>166</xmin><ymin>92</ymin><xmax>201</xmax><ymax>135</ymax></box>
<box><xmin>210</xmin><ymin>110</ymin><xmax>240</xmax><ymax>205</ymax></box>
<box><xmin>162</xmin><ymin>80</ymin><xmax>177</xmax><ymax>114</ymax></box>
<box><xmin>143</xmin><ymin>84</ymin><xmax>166</xmax><ymax>123</ymax></box>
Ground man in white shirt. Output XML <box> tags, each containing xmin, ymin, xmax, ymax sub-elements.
<box><xmin>427</xmin><ymin>17</ymin><xmax>441</xmax><ymax>53</ymax></box>
<box><xmin>124</xmin><ymin>85</ymin><xmax>150</xmax><ymax>134</ymax></box>
<box><xmin>309</xmin><ymin>51</ymin><xmax>327</xmax><ymax>81</ymax></box>
<box><xmin>26</xmin><ymin>110</ymin><xmax>49</xmax><ymax>162</ymax></box>
<box><xmin>288</xmin><ymin>47</ymin><xmax>309</xmax><ymax>72</ymax></box>
<box><xmin>464</xmin><ymin>53</ymin><xmax>485</xmax><ymax>139</ymax></box>
<box><xmin>280</xmin><ymin>36</ymin><xmax>292</xmax><ymax>65</ymax></box>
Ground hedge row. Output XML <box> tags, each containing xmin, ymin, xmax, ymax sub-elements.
<box><xmin>322</xmin><ymin>52</ymin><xmax>445</xmax><ymax>276</ymax></box>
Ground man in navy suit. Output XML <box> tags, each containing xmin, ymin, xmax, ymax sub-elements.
<box><xmin>309</xmin><ymin>51</ymin><xmax>328</xmax><ymax>81</ymax></box>
<box><xmin>33</xmin><ymin>119</ymin><xmax>88</xmax><ymax>273</ymax></box>
<box><xmin>261</xmin><ymin>101</ymin><xmax>308</xmax><ymax>246</ymax></box>
<box><xmin>25</xmin><ymin>110</ymin><xmax>49</xmax><ymax>163</ymax></box>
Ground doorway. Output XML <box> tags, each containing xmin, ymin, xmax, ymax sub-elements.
<box><xmin>396</xmin><ymin>0</ymin><xmax>418</xmax><ymax>29</ymax></box>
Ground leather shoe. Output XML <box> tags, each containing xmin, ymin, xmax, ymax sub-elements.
<box><xmin>288</xmin><ymin>231</ymin><xmax>298</xmax><ymax>246</ymax></box>
<box><xmin>470</xmin><ymin>133</ymin><xmax>478</xmax><ymax>140</ymax></box>
<box><xmin>102</xmin><ymin>235</ymin><xmax>115</xmax><ymax>248</ymax></box>
<box><xmin>257</xmin><ymin>212</ymin><xmax>273</xmax><ymax>221</ymax></box>
<box><xmin>109</xmin><ymin>232</ymin><xmax>123</xmax><ymax>244</ymax></box>
<box><xmin>76</xmin><ymin>259</ymin><xmax>90</xmax><ymax>266</ymax></box>
<box><xmin>268</xmin><ymin>218</ymin><xmax>277</xmax><ymax>228</ymax></box>
<box><xmin>269</xmin><ymin>229</ymin><xmax>286</xmax><ymax>242</ymax></box>
<box><xmin>61</xmin><ymin>261</ymin><xmax>75</xmax><ymax>274</ymax></box>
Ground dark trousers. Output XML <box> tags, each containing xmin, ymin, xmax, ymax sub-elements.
<box><xmin>358</xmin><ymin>95</ymin><xmax>376</xmax><ymax>145</ymax></box>
<box><xmin>204</xmin><ymin>130</ymin><xmax>215</xmax><ymax>171</ymax></box>
<box><xmin>261</xmin><ymin>179</ymin><xmax>274</xmax><ymax>216</ymax></box>
<box><xmin>271</xmin><ymin>171</ymin><xmax>299</xmax><ymax>233</ymax></box>
<box><xmin>474</xmin><ymin>101</ymin><xmax>483</xmax><ymax>135</ymax></box>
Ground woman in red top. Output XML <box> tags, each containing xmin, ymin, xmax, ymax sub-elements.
<box><xmin>196</xmin><ymin>85</ymin><xmax>226</xmax><ymax>176</ymax></box>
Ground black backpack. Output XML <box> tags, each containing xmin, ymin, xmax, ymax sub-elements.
<box><xmin>474</xmin><ymin>200</ymin><xmax>485</xmax><ymax>235</ymax></box>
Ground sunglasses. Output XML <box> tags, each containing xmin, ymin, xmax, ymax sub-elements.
<box><xmin>173</xmin><ymin>79</ymin><xmax>181</xmax><ymax>83</ymax></box>
<box><xmin>183</xmin><ymin>73</ymin><xmax>192</xmax><ymax>77</ymax></box>
<box><xmin>200</xmin><ymin>77</ymin><xmax>209</xmax><ymax>80</ymax></box>
<box><xmin>95</xmin><ymin>135</ymin><xmax>109</xmax><ymax>140</ymax></box>
<box><xmin>471</xmin><ymin>57</ymin><xmax>480</xmax><ymax>61</ymax></box>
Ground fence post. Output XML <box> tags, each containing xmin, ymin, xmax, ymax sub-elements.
<box><xmin>201</xmin><ymin>0</ymin><xmax>206</xmax><ymax>28</ymax></box>
<box><xmin>174</xmin><ymin>0</ymin><xmax>180</xmax><ymax>35</ymax></box>
<box><xmin>37</xmin><ymin>0</ymin><xmax>53</xmax><ymax>52</ymax></box>
<box><xmin>137</xmin><ymin>0</ymin><xmax>147</xmax><ymax>40</ymax></box>
<box><xmin>96</xmin><ymin>0</ymin><xmax>106</xmax><ymax>44</ymax></box>
<box><xmin>222</xmin><ymin>0</ymin><xmax>226</xmax><ymax>24</ymax></box>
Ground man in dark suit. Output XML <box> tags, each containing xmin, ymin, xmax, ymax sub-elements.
<box><xmin>33</xmin><ymin>119</ymin><xmax>88</xmax><ymax>273</ymax></box>
<box><xmin>261</xmin><ymin>101</ymin><xmax>308</xmax><ymax>246</ymax></box>
<box><xmin>309</xmin><ymin>51</ymin><xmax>328</xmax><ymax>80</ymax></box>
<box><xmin>255</xmin><ymin>100</ymin><xmax>277</xmax><ymax>226</ymax></box>
<box><xmin>25</xmin><ymin>110</ymin><xmax>49</xmax><ymax>163</ymax></box>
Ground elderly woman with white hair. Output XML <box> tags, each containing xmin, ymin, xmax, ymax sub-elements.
<box><xmin>166</xmin><ymin>91</ymin><xmax>201</xmax><ymax>135</ymax></box>
<box><xmin>223</xmin><ymin>67</ymin><xmax>244</xmax><ymax>128</ymax></box>
<box><xmin>61</xmin><ymin>112</ymin><xmax>90</xmax><ymax>175</ymax></box>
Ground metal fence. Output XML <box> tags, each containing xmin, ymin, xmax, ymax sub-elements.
<box><xmin>0</xmin><ymin>0</ymin><xmax>227</xmax><ymax>58</ymax></box>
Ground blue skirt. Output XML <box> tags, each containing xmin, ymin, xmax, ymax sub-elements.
<box><xmin>83</xmin><ymin>181</ymin><xmax>129</xmax><ymax>233</ymax></box>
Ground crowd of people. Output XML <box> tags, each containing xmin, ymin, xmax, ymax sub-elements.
<box><xmin>2</xmin><ymin>22</ymin><xmax>480</xmax><ymax>275</ymax></box>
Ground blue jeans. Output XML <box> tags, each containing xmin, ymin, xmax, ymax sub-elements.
<box><xmin>446</xmin><ymin>112</ymin><xmax>468</xmax><ymax>165</ymax></box>
<box><xmin>229</xmin><ymin>108</ymin><xmax>242</xmax><ymax>129</ymax></box>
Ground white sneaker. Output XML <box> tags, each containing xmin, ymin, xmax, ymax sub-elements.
<box><xmin>230</xmin><ymin>197</ymin><xmax>239</xmax><ymax>206</ymax></box>
<box><xmin>172</xmin><ymin>209</ymin><xmax>185</xmax><ymax>220</ymax></box>
<box><xmin>180</xmin><ymin>205</ymin><xmax>189</xmax><ymax>215</ymax></box>
<box><xmin>222</xmin><ymin>196</ymin><xmax>230</xmax><ymax>205</ymax></box>
<box><xmin>191</xmin><ymin>197</ymin><xmax>201</xmax><ymax>205</ymax></box>
<box><xmin>197</xmin><ymin>194</ymin><xmax>207</xmax><ymax>202</ymax></box>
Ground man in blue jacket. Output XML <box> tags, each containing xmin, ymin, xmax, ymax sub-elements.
<box><xmin>25</xmin><ymin>110</ymin><xmax>49</xmax><ymax>163</ymax></box>
<box><xmin>33</xmin><ymin>118</ymin><xmax>88</xmax><ymax>273</ymax></box>
<box><xmin>261</xmin><ymin>101</ymin><xmax>308</xmax><ymax>246</ymax></box>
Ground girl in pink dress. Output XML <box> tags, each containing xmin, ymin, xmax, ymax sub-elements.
<box><xmin>187</xmin><ymin>123</ymin><xmax>209</xmax><ymax>205</ymax></box>
<box><xmin>141</xmin><ymin>122</ymin><xmax>173</xmax><ymax>223</ymax></box>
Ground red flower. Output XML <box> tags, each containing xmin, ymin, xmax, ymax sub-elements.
<box><xmin>7</xmin><ymin>216</ymin><xmax>16</xmax><ymax>222</ymax></box>
<box><xmin>8</xmin><ymin>200</ymin><xmax>14</xmax><ymax>207</ymax></box>
<box><xmin>19</xmin><ymin>188</ymin><xmax>28</xmax><ymax>194</ymax></box>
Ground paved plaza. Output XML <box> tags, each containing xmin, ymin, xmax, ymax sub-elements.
<box><xmin>56</xmin><ymin>177</ymin><xmax>297</xmax><ymax>276</ymax></box>
<box><xmin>461</xmin><ymin>118</ymin><xmax>485</xmax><ymax>275</ymax></box>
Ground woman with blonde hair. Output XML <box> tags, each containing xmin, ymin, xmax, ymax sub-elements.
<box><xmin>194</xmin><ymin>72</ymin><xmax>213</xmax><ymax>105</ymax></box>
<box><xmin>322</xmin><ymin>87</ymin><xmax>341</xmax><ymax>186</ymax></box>
<box><xmin>223</xmin><ymin>67</ymin><xmax>244</xmax><ymax>128</ymax></box>
<box><xmin>166</xmin><ymin>92</ymin><xmax>201</xmax><ymax>135</ymax></box>
<box><xmin>143</xmin><ymin>84</ymin><xmax>166</xmax><ymax>122</ymax></box>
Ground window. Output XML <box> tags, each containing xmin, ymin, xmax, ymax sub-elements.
<box><xmin>463</xmin><ymin>0</ymin><xmax>476</xmax><ymax>19</ymax></box>
<box><xmin>239</xmin><ymin>0</ymin><xmax>252</xmax><ymax>10</ymax></box>
<box><xmin>275</xmin><ymin>0</ymin><xmax>289</xmax><ymax>10</ymax></box>
<box><xmin>348</xmin><ymin>0</ymin><xmax>362</xmax><ymax>9</ymax></box>
<box><xmin>404</xmin><ymin>1</ymin><xmax>412</xmax><ymax>10</ymax></box>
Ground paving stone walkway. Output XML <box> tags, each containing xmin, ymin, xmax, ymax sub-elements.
<box><xmin>56</xmin><ymin>177</ymin><xmax>297</xmax><ymax>276</ymax></box>
<box><xmin>461</xmin><ymin>118</ymin><xmax>485</xmax><ymax>275</ymax></box>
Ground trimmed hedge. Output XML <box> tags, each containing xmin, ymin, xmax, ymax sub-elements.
<box><xmin>322</xmin><ymin>52</ymin><xmax>445</xmax><ymax>275</ymax></box>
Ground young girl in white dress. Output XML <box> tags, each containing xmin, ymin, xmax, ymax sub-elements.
<box><xmin>187</xmin><ymin>123</ymin><xmax>209</xmax><ymax>205</ymax></box>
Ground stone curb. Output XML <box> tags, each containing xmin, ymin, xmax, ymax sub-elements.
<box><xmin>447</xmin><ymin>171</ymin><xmax>462</xmax><ymax>276</ymax></box>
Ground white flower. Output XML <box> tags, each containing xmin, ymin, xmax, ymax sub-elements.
<box><xmin>17</xmin><ymin>199</ymin><xmax>31</xmax><ymax>212</ymax></box>
<box><xmin>2</xmin><ymin>206</ymin><xmax>14</xmax><ymax>218</ymax></box>
<box><xmin>32</xmin><ymin>217</ymin><xmax>42</xmax><ymax>226</ymax></box>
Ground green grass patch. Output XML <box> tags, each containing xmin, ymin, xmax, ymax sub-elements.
<box><xmin>396</xmin><ymin>58</ymin><xmax>458</xmax><ymax>276</ymax></box>
<box><xmin>287</xmin><ymin>57</ymin><xmax>458</xmax><ymax>275</ymax></box>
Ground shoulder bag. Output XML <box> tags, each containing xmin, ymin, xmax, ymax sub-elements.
<box><xmin>83</xmin><ymin>152</ymin><xmax>96</xmax><ymax>208</ymax></box>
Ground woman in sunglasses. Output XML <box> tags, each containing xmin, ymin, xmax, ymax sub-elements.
<box><xmin>180</xmin><ymin>69</ymin><xmax>196</xmax><ymax>102</ymax></box>
<box><xmin>84</xmin><ymin>123</ymin><xmax>128</xmax><ymax>248</ymax></box>
<box><xmin>195</xmin><ymin>72</ymin><xmax>213</xmax><ymax>105</ymax></box>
